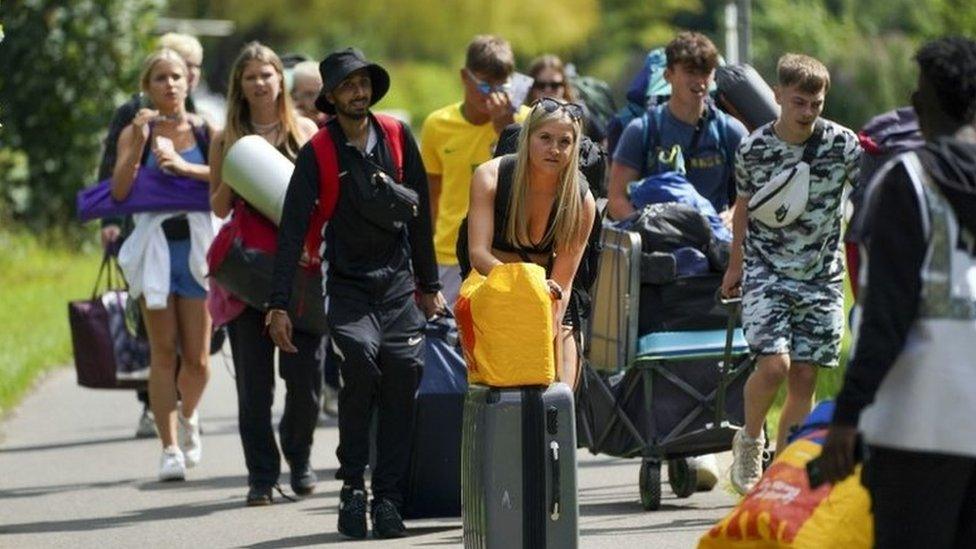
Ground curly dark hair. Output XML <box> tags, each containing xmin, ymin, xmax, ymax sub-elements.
<box><xmin>665</xmin><ymin>31</ymin><xmax>719</xmax><ymax>73</ymax></box>
<box><xmin>916</xmin><ymin>36</ymin><xmax>976</xmax><ymax>124</ymax></box>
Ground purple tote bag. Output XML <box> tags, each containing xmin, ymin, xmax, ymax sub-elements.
<box><xmin>77</xmin><ymin>167</ymin><xmax>210</xmax><ymax>221</ymax></box>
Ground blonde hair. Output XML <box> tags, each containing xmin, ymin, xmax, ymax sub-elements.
<box><xmin>777</xmin><ymin>53</ymin><xmax>831</xmax><ymax>94</ymax></box>
<box><xmin>221</xmin><ymin>42</ymin><xmax>304</xmax><ymax>159</ymax></box>
<box><xmin>139</xmin><ymin>48</ymin><xmax>188</xmax><ymax>100</ymax></box>
<box><xmin>505</xmin><ymin>105</ymin><xmax>586</xmax><ymax>254</ymax></box>
<box><xmin>158</xmin><ymin>32</ymin><xmax>203</xmax><ymax>63</ymax></box>
<box><xmin>292</xmin><ymin>61</ymin><xmax>321</xmax><ymax>84</ymax></box>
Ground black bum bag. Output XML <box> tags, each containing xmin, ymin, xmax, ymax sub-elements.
<box><xmin>355</xmin><ymin>169</ymin><xmax>419</xmax><ymax>233</ymax></box>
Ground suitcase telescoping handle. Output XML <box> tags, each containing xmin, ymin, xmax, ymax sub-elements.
<box><xmin>549</xmin><ymin>440</ymin><xmax>561</xmax><ymax>520</ymax></box>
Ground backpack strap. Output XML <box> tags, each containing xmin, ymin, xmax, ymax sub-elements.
<box><xmin>307</xmin><ymin>127</ymin><xmax>342</xmax><ymax>265</ymax></box>
<box><xmin>190</xmin><ymin>120</ymin><xmax>211</xmax><ymax>163</ymax></box>
<box><xmin>641</xmin><ymin>106</ymin><xmax>664</xmax><ymax>176</ymax></box>
<box><xmin>374</xmin><ymin>113</ymin><xmax>405</xmax><ymax>182</ymax></box>
<box><xmin>139</xmin><ymin>121</ymin><xmax>155</xmax><ymax>166</ymax></box>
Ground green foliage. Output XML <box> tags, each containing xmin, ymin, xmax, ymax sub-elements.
<box><xmin>0</xmin><ymin>0</ymin><xmax>162</xmax><ymax>230</ymax></box>
<box><xmin>0</xmin><ymin>230</ymin><xmax>101</xmax><ymax>415</ymax></box>
<box><xmin>171</xmin><ymin>0</ymin><xmax>599</xmax><ymax>65</ymax></box>
<box><xmin>377</xmin><ymin>61</ymin><xmax>460</xmax><ymax>130</ymax></box>
<box><xmin>750</xmin><ymin>0</ymin><xmax>928</xmax><ymax>129</ymax></box>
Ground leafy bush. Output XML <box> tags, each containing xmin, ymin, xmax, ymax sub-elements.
<box><xmin>0</xmin><ymin>0</ymin><xmax>162</xmax><ymax>230</ymax></box>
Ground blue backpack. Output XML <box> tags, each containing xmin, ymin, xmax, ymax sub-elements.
<box><xmin>639</xmin><ymin>103</ymin><xmax>733</xmax><ymax>180</ymax></box>
<box><xmin>607</xmin><ymin>47</ymin><xmax>721</xmax><ymax>154</ymax></box>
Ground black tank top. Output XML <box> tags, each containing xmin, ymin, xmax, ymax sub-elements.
<box><xmin>457</xmin><ymin>154</ymin><xmax>588</xmax><ymax>276</ymax></box>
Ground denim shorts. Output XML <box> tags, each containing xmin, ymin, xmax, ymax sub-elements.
<box><xmin>168</xmin><ymin>238</ymin><xmax>207</xmax><ymax>299</ymax></box>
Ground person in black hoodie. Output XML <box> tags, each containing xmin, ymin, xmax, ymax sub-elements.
<box><xmin>821</xmin><ymin>37</ymin><xmax>976</xmax><ymax>548</ymax></box>
<box><xmin>265</xmin><ymin>48</ymin><xmax>444</xmax><ymax>540</ymax></box>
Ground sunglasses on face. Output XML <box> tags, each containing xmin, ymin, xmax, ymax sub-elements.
<box><xmin>465</xmin><ymin>68</ymin><xmax>510</xmax><ymax>95</ymax></box>
<box><xmin>531</xmin><ymin>97</ymin><xmax>584</xmax><ymax>121</ymax></box>
<box><xmin>532</xmin><ymin>80</ymin><xmax>565</xmax><ymax>91</ymax></box>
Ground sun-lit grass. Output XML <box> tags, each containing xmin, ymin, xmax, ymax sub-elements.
<box><xmin>0</xmin><ymin>230</ymin><xmax>102</xmax><ymax>415</ymax></box>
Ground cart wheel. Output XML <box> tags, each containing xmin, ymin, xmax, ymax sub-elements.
<box><xmin>667</xmin><ymin>458</ymin><xmax>698</xmax><ymax>499</ymax></box>
<box><xmin>639</xmin><ymin>460</ymin><xmax>662</xmax><ymax>511</ymax></box>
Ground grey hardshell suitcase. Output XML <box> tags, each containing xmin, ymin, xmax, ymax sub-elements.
<box><xmin>461</xmin><ymin>383</ymin><xmax>579</xmax><ymax>549</ymax></box>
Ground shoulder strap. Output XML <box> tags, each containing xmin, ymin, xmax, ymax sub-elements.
<box><xmin>496</xmin><ymin>154</ymin><xmax>518</xmax><ymax>219</ymax></box>
<box><xmin>902</xmin><ymin>151</ymin><xmax>932</xmax><ymax>240</ymax></box>
<box><xmin>642</xmin><ymin>107</ymin><xmax>662</xmax><ymax>176</ymax></box>
<box><xmin>306</xmin><ymin>126</ymin><xmax>341</xmax><ymax>264</ymax></box>
<box><xmin>191</xmin><ymin>121</ymin><xmax>211</xmax><ymax>162</ymax></box>
<box><xmin>802</xmin><ymin>120</ymin><xmax>826</xmax><ymax>164</ymax></box>
<box><xmin>374</xmin><ymin>114</ymin><xmax>405</xmax><ymax>182</ymax></box>
<box><xmin>140</xmin><ymin>122</ymin><xmax>155</xmax><ymax>165</ymax></box>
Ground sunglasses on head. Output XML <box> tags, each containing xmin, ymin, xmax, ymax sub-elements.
<box><xmin>465</xmin><ymin>68</ymin><xmax>510</xmax><ymax>95</ymax></box>
<box><xmin>531</xmin><ymin>97</ymin><xmax>584</xmax><ymax>121</ymax></box>
<box><xmin>531</xmin><ymin>80</ymin><xmax>565</xmax><ymax>91</ymax></box>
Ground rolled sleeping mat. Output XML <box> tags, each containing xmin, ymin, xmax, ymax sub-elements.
<box><xmin>221</xmin><ymin>135</ymin><xmax>295</xmax><ymax>225</ymax></box>
<box><xmin>715</xmin><ymin>64</ymin><xmax>780</xmax><ymax>131</ymax></box>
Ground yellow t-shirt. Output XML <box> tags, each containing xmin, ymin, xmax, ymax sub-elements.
<box><xmin>421</xmin><ymin>102</ymin><xmax>528</xmax><ymax>265</ymax></box>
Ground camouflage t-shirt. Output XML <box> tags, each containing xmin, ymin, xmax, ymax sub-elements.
<box><xmin>735</xmin><ymin>119</ymin><xmax>862</xmax><ymax>280</ymax></box>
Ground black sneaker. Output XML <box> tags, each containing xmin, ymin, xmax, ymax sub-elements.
<box><xmin>289</xmin><ymin>463</ymin><xmax>317</xmax><ymax>496</ymax></box>
<box><xmin>338</xmin><ymin>486</ymin><xmax>368</xmax><ymax>539</ymax></box>
<box><xmin>370</xmin><ymin>498</ymin><xmax>407</xmax><ymax>539</ymax></box>
<box><xmin>246</xmin><ymin>485</ymin><xmax>273</xmax><ymax>506</ymax></box>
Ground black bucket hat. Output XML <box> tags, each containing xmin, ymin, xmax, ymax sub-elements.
<box><xmin>315</xmin><ymin>47</ymin><xmax>390</xmax><ymax>115</ymax></box>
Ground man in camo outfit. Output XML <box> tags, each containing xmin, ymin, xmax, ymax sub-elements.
<box><xmin>721</xmin><ymin>53</ymin><xmax>862</xmax><ymax>495</ymax></box>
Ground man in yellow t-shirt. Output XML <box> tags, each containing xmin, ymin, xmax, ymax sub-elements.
<box><xmin>421</xmin><ymin>35</ymin><xmax>529</xmax><ymax>305</ymax></box>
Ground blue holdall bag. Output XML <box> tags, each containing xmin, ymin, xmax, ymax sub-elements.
<box><xmin>401</xmin><ymin>312</ymin><xmax>468</xmax><ymax>518</ymax></box>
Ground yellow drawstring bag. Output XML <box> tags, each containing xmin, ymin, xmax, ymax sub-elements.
<box><xmin>454</xmin><ymin>263</ymin><xmax>555</xmax><ymax>387</ymax></box>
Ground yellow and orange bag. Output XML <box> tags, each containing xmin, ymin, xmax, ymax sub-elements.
<box><xmin>454</xmin><ymin>263</ymin><xmax>554</xmax><ymax>387</ymax></box>
<box><xmin>699</xmin><ymin>426</ymin><xmax>872</xmax><ymax>549</ymax></box>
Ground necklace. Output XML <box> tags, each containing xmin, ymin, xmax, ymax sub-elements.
<box><xmin>252</xmin><ymin>120</ymin><xmax>281</xmax><ymax>134</ymax></box>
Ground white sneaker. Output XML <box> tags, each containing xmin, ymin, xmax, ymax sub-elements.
<box><xmin>178</xmin><ymin>409</ymin><xmax>202</xmax><ymax>468</ymax></box>
<box><xmin>730</xmin><ymin>430</ymin><xmax>765</xmax><ymax>495</ymax></box>
<box><xmin>321</xmin><ymin>386</ymin><xmax>339</xmax><ymax>418</ymax></box>
<box><xmin>691</xmin><ymin>454</ymin><xmax>720</xmax><ymax>491</ymax></box>
<box><xmin>159</xmin><ymin>446</ymin><xmax>186</xmax><ymax>481</ymax></box>
<box><xmin>135</xmin><ymin>407</ymin><xmax>156</xmax><ymax>439</ymax></box>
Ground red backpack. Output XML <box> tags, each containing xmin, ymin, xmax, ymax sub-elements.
<box><xmin>207</xmin><ymin>115</ymin><xmax>405</xmax><ymax>315</ymax></box>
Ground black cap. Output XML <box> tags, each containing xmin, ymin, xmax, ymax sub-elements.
<box><xmin>315</xmin><ymin>47</ymin><xmax>390</xmax><ymax>115</ymax></box>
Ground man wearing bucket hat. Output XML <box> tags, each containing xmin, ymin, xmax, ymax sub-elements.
<box><xmin>266</xmin><ymin>47</ymin><xmax>444</xmax><ymax>539</ymax></box>
<box><xmin>722</xmin><ymin>53</ymin><xmax>861</xmax><ymax>495</ymax></box>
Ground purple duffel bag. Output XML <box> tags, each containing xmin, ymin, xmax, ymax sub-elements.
<box><xmin>68</xmin><ymin>253</ymin><xmax>149</xmax><ymax>389</ymax></box>
<box><xmin>77</xmin><ymin>167</ymin><xmax>210</xmax><ymax>221</ymax></box>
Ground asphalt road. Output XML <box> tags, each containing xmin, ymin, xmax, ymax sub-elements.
<box><xmin>0</xmin><ymin>349</ymin><xmax>738</xmax><ymax>548</ymax></box>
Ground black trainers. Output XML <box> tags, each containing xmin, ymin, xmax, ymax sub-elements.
<box><xmin>246</xmin><ymin>485</ymin><xmax>273</xmax><ymax>506</ymax></box>
<box><xmin>289</xmin><ymin>463</ymin><xmax>317</xmax><ymax>496</ymax></box>
<box><xmin>370</xmin><ymin>498</ymin><xmax>407</xmax><ymax>539</ymax></box>
<box><xmin>338</xmin><ymin>486</ymin><xmax>368</xmax><ymax>539</ymax></box>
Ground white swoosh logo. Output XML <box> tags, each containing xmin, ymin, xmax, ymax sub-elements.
<box><xmin>407</xmin><ymin>336</ymin><xmax>423</xmax><ymax>346</ymax></box>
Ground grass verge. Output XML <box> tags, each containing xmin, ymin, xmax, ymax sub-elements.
<box><xmin>0</xmin><ymin>230</ymin><xmax>101</xmax><ymax>415</ymax></box>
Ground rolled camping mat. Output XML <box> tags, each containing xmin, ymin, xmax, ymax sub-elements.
<box><xmin>222</xmin><ymin>135</ymin><xmax>295</xmax><ymax>225</ymax></box>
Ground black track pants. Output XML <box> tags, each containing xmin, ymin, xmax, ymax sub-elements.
<box><xmin>227</xmin><ymin>306</ymin><xmax>323</xmax><ymax>488</ymax></box>
<box><xmin>330</xmin><ymin>295</ymin><xmax>425</xmax><ymax>506</ymax></box>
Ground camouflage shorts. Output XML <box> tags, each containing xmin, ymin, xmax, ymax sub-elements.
<box><xmin>741</xmin><ymin>263</ymin><xmax>845</xmax><ymax>368</ymax></box>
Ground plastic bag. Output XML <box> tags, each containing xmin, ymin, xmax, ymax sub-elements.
<box><xmin>699</xmin><ymin>402</ymin><xmax>872</xmax><ymax>549</ymax></box>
